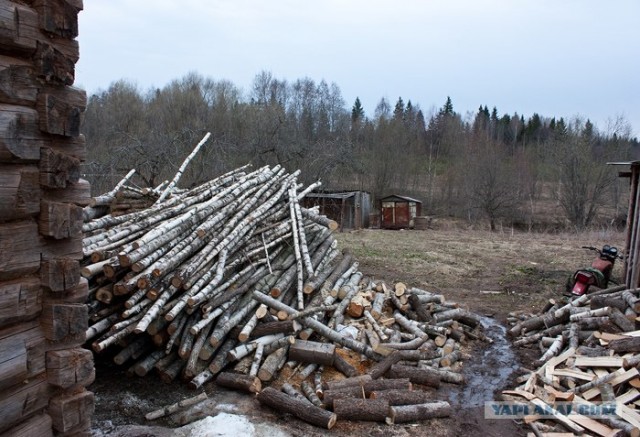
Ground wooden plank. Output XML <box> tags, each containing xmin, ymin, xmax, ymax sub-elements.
<box><xmin>574</xmin><ymin>394</ymin><xmax>640</xmax><ymax>437</ymax></box>
<box><xmin>0</xmin><ymin>165</ymin><xmax>40</xmax><ymax>221</ymax></box>
<box><xmin>595</xmin><ymin>332</ymin><xmax>630</xmax><ymax>342</ymax></box>
<box><xmin>502</xmin><ymin>389</ymin><xmax>536</xmax><ymax>401</ymax></box>
<box><xmin>36</xmin><ymin>86</ymin><xmax>85</xmax><ymax>137</ymax></box>
<box><xmin>0</xmin><ymin>220</ymin><xmax>41</xmax><ymax>281</ymax></box>
<box><xmin>528</xmin><ymin>398</ymin><xmax>584</xmax><ymax>434</ymax></box>
<box><xmin>0</xmin><ymin>374</ymin><xmax>49</xmax><ymax>434</ymax></box>
<box><xmin>544</xmin><ymin>385</ymin><xmax>574</xmax><ymax>401</ymax></box>
<box><xmin>46</xmin><ymin>347</ymin><xmax>94</xmax><ymax>389</ymax></box>
<box><xmin>536</xmin><ymin>347</ymin><xmax>576</xmax><ymax>376</ymax></box>
<box><xmin>568</xmin><ymin>413</ymin><xmax>619</xmax><ymax>437</ymax></box>
<box><xmin>2</xmin><ymin>413</ymin><xmax>53</xmax><ymax>437</ymax></box>
<box><xmin>574</xmin><ymin>356</ymin><xmax>626</xmax><ymax>368</ymax></box>
<box><xmin>48</xmin><ymin>389</ymin><xmax>93</xmax><ymax>434</ymax></box>
<box><xmin>617</xmin><ymin>388</ymin><xmax>640</xmax><ymax>405</ymax></box>
<box><xmin>583</xmin><ymin>368</ymin><xmax>638</xmax><ymax>400</ymax></box>
<box><xmin>617</xmin><ymin>403</ymin><xmax>640</xmax><ymax>430</ymax></box>
<box><xmin>552</xmin><ymin>368</ymin><xmax>595</xmax><ymax>381</ymax></box>
<box><xmin>40</xmin><ymin>302</ymin><xmax>87</xmax><ymax>343</ymax></box>
<box><xmin>0</xmin><ymin>277</ymin><xmax>41</xmax><ymax>328</ymax></box>
<box><xmin>525</xmin><ymin>433</ymin><xmax>575</xmax><ymax>437</ymax></box>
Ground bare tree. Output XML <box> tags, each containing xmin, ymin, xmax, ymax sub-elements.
<box><xmin>552</xmin><ymin>118</ymin><xmax>616</xmax><ymax>230</ymax></box>
<box><xmin>464</xmin><ymin>141</ymin><xmax>523</xmax><ymax>231</ymax></box>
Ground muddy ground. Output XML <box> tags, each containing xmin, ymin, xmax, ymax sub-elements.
<box><xmin>90</xmin><ymin>223</ymin><xmax>626</xmax><ymax>436</ymax></box>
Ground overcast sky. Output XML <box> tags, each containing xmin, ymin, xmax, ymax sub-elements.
<box><xmin>76</xmin><ymin>1</ymin><xmax>640</xmax><ymax>137</ymax></box>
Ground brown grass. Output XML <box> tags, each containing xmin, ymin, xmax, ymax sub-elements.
<box><xmin>335</xmin><ymin>224</ymin><xmax>626</xmax><ymax>317</ymax></box>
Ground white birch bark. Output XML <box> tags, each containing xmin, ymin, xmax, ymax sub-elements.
<box><xmin>157</xmin><ymin>132</ymin><xmax>211</xmax><ymax>203</ymax></box>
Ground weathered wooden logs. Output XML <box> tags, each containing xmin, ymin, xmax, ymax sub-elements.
<box><xmin>386</xmin><ymin>401</ymin><xmax>452</xmax><ymax>424</ymax></box>
<box><xmin>257</xmin><ymin>387</ymin><xmax>337</xmax><ymax>429</ymax></box>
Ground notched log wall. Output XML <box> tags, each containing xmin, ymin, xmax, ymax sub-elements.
<box><xmin>0</xmin><ymin>0</ymin><xmax>90</xmax><ymax>435</ymax></box>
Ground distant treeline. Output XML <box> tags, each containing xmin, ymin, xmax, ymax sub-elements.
<box><xmin>82</xmin><ymin>71</ymin><xmax>639</xmax><ymax>230</ymax></box>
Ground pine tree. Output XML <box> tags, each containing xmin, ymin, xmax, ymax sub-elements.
<box><xmin>351</xmin><ymin>97</ymin><xmax>365</xmax><ymax>123</ymax></box>
<box><xmin>441</xmin><ymin>96</ymin><xmax>454</xmax><ymax>116</ymax></box>
<box><xmin>583</xmin><ymin>119</ymin><xmax>594</xmax><ymax>139</ymax></box>
<box><xmin>393</xmin><ymin>97</ymin><xmax>405</xmax><ymax>120</ymax></box>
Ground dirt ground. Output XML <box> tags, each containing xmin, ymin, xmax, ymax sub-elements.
<box><xmin>90</xmin><ymin>223</ymin><xmax>627</xmax><ymax>436</ymax></box>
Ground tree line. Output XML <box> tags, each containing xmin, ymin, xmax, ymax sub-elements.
<box><xmin>82</xmin><ymin>71</ymin><xmax>639</xmax><ymax>231</ymax></box>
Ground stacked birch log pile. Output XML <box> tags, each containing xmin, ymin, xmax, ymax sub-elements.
<box><xmin>505</xmin><ymin>286</ymin><xmax>640</xmax><ymax>436</ymax></box>
<box><xmin>82</xmin><ymin>169</ymin><xmax>160</xmax><ymax>220</ymax></box>
<box><xmin>82</xmin><ymin>163</ymin><xmax>490</xmax><ymax>428</ymax></box>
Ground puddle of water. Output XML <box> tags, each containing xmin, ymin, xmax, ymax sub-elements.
<box><xmin>446</xmin><ymin>316</ymin><xmax>520</xmax><ymax>407</ymax></box>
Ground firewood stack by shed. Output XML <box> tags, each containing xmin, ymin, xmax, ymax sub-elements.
<box><xmin>81</xmin><ymin>161</ymin><xmax>490</xmax><ymax>428</ymax></box>
<box><xmin>506</xmin><ymin>287</ymin><xmax>640</xmax><ymax>436</ymax></box>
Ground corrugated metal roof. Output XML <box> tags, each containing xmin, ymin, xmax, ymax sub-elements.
<box><xmin>380</xmin><ymin>194</ymin><xmax>422</xmax><ymax>203</ymax></box>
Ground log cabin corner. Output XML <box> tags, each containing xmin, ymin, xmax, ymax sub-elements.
<box><xmin>0</xmin><ymin>0</ymin><xmax>93</xmax><ymax>435</ymax></box>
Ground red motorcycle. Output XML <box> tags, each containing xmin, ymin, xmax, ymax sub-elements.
<box><xmin>565</xmin><ymin>245</ymin><xmax>622</xmax><ymax>298</ymax></box>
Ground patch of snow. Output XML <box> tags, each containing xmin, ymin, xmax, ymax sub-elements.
<box><xmin>213</xmin><ymin>403</ymin><xmax>239</xmax><ymax>413</ymax></box>
<box><xmin>174</xmin><ymin>413</ymin><xmax>292</xmax><ymax>437</ymax></box>
<box><xmin>178</xmin><ymin>413</ymin><xmax>254</xmax><ymax>437</ymax></box>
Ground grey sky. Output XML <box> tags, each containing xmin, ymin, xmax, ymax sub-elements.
<box><xmin>76</xmin><ymin>1</ymin><xmax>640</xmax><ymax>137</ymax></box>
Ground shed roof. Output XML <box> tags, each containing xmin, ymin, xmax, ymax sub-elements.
<box><xmin>380</xmin><ymin>194</ymin><xmax>422</xmax><ymax>204</ymax></box>
<box><xmin>305</xmin><ymin>191</ymin><xmax>357</xmax><ymax>200</ymax></box>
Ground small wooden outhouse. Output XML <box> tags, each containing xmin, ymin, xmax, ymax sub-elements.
<box><xmin>380</xmin><ymin>195</ymin><xmax>422</xmax><ymax>229</ymax></box>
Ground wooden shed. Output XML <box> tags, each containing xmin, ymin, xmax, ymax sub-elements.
<box><xmin>301</xmin><ymin>191</ymin><xmax>371</xmax><ymax>230</ymax></box>
<box><xmin>0</xmin><ymin>1</ymin><xmax>93</xmax><ymax>436</ymax></box>
<box><xmin>380</xmin><ymin>195</ymin><xmax>422</xmax><ymax>229</ymax></box>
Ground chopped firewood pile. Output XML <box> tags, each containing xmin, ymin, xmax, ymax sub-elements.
<box><xmin>506</xmin><ymin>286</ymin><xmax>640</xmax><ymax>436</ymax></box>
<box><xmin>81</xmin><ymin>160</ymin><xmax>491</xmax><ymax>428</ymax></box>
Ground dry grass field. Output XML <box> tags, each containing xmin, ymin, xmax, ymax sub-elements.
<box><xmin>335</xmin><ymin>222</ymin><xmax>627</xmax><ymax>319</ymax></box>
